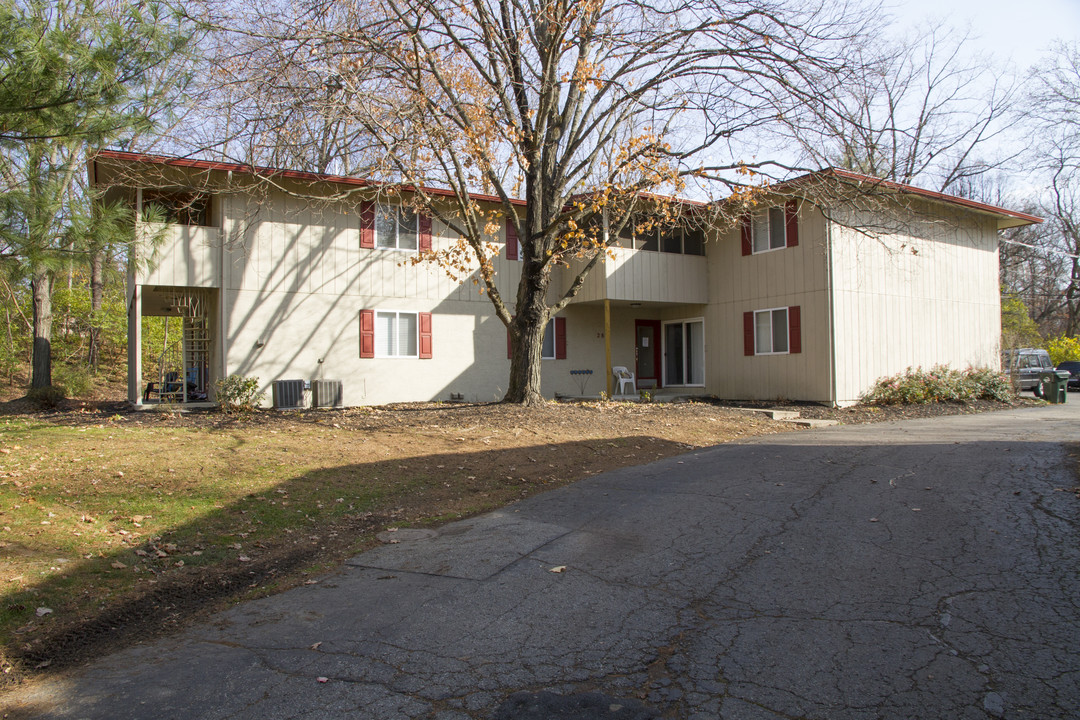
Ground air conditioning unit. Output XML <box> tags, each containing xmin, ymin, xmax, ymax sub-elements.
<box><xmin>271</xmin><ymin>379</ymin><xmax>305</xmax><ymax>410</ymax></box>
<box><xmin>312</xmin><ymin>380</ymin><xmax>343</xmax><ymax>408</ymax></box>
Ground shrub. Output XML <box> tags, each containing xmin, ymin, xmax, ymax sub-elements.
<box><xmin>214</xmin><ymin>375</ymin><xmax>265</xmax><ymax>413</ymax></box>
<box><xmin>52</xmin><ymin>364</ymin><xmax>94</xmax><ymax>398</ymax></box>
<box><xmin>861</xmin><ymin>365</ymin><xmax>1014</xmax><ymax>405</ymax></box>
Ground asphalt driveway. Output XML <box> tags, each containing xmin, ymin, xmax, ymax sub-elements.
<box><xmin>8</xmin><ymin>403</ymin><xmax>1080</xmax><ymax>719</ymax></box>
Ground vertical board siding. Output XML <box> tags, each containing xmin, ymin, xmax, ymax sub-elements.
<box><xmin>567</xmin><ymin>248</ymin><xmax>708</xmax><ymax>304</ymax></box>
<box><xmin>140</xmin><ymin>224</ymin><xmax>221</xmax><ymax>287</ymax></box>
<box><xmin>705</xmin><ymin>203</ymin><xmax>832</xmax><ymax>402</ymax></box>
<box><xmin>828</xmin><ymin>203</ymin><xmax>1001</xmax><ymax>404</ymax></box>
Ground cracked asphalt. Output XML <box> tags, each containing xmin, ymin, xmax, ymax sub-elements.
<box><xmin>8</xmin><ymin>403</ymin><xmax>1080</xmax><ymax>719</ymax></box>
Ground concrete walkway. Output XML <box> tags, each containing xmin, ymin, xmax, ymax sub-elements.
<box><xmin>8</xmin><ymin>402</ymin><xmax>1080</xmax><ymax>719</ymax></box>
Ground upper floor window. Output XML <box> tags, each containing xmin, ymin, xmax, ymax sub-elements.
<box><xmin>741</xmin><ymin>200</ymin><xmax>799</xmax><ymax>256</ymax></box>
<box><xmin>614</xmin><ymin>216</ymin><xmax>705</xmax><ymax>256</ymax></box>
<box><xmin>142</xmin><ymin>190</ymin><xmax>212</xmax><ymax>227</ymax></box>
<box><xmin>360</xmin><ymin>202</ymin><xmax>432</xmax><ymax>251</ymax></box>
<box><xmin>753</xmin><ymin>207</ymin><xmax>788</xmax><ymax>253</ymax></box>
<box><xmin>375</xmin><ymin>205</ymin><xmax>418</xmax><ymax>250</ymax></box>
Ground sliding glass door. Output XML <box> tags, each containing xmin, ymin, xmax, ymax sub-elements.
<box><xmin>664</xmin><ymin>319</ymin><xmax>704</xmax><ymax>386</ymax></box>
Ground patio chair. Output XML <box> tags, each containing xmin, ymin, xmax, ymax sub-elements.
<box><xmin>612</xmin><ymin>366</ymin><xmax>636</xmax><ymax>396</ymax></box>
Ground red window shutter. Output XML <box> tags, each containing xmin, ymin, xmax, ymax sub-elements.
<box><xmin>360</xmin><ymin>202</ymin><xmax>375</xmax><ymax>248</ymax></box>
<box><xmin>359</xmin><ymin>309</ymin><xmax>375</xmax><ymax>358</ymax></box>
<box><xmin>788</xmin><ymin>305</ymin><xmax>802</xmax><ymax>354</ymax></box>
<box><xmin>740</xmin><ymin>213</ymin><xmax>752</xmax><ymax>256</ymax></box>
<box><xmin>743</xmin><ymin>311</ymin><xmax>755</xmax><ymax>356</ymax></box>
<box><xmin>418</xmin><ymin>312</ymin><xmax>433</xmax><ymax>358</ymax></box>
<box><xmin>555</xmin><ymin>317</ymin><xmax>567</xmax><ymax>359</ymax></box>
<box><xmin>506</xmin><ymin>220</ymin><xmax>519</xmax><ymax>260</ymax></box>
<box><xmin>418</xmin><ymin>214</ymin><xmax>433</xmax><ymax>252</ymax></box>
<box><xmin>785</xmin><ymin>200</ymin><xmax>799</xmax><ymax>247</ymax></box>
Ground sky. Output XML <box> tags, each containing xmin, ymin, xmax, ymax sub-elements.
<box><xmin>888</xmin><ymin>0</ymin><xmax>1080</xmax><ymax>70</ymax></box>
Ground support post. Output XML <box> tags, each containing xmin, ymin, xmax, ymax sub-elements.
<box><xmin>128</xmin><ymin>189</ymin><xmax>143</xmax><ymax>406</ymax></box>
<box><xmin>604</xmin><ymin>299</ymin><xmax>612</xmax><ymax>397</ymax></box>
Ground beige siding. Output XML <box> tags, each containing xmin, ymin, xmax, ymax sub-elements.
<box><xmin>703</xmin><ymin>204</ymin><xmax>833</xmax><ymax>402</ymax></box>
<box><xmin>124</xmin><ymin>158</ymin><xmax>1013</xmax><ymax>408</ymax></box>
<box><xmin>203</xmin><ymin>188</ymin><xmax>540</xmax><ymax>405</ymax></box>
<box><xmin>829</xmin><ymin>203</ymin><xmax>1001</xmax><ymax>404</ymax></box>
<box><xmin>566</xmin><ymin>248</ymin><xmax>708</xmax><ymax>304</ymax></box>
<box><xmin>605</xmin><ymin>249</ymin><xmax>708</xmax><ymax>303</ymax></box>
<box><xmin>140</xmin><ymin>224</ymin><xmax>221</xmax><ymax>288</ymax></box>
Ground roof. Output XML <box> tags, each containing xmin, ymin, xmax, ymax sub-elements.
<box><xmin>94</xmin><ymin>150</ymin><xmax>1041</xmax><ymax>229</ymax></box>
<box><xmin>91</xmin><ymin>149</ymin><xmax>528</xmax><ymax>207</ymax></box>
<box><xmin>780</xmin><ymin>167</ymin><xmax>1042</xmax><ymax>230</ymax></box>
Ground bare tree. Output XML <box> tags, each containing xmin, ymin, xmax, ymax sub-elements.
<box><xmin>1007</xmin><ymin>42</ymin><xmax>1080</xmax><ymax>338</ymax></box>
<box><xmin>764</xmin><ymin>22</ymin><xmax>1020</xmax><ymax>193</ymax></box>
<box><xmin>200</xmin><ymin>0</ymin><xmax>875</xmax><ymax>404</ymax></box>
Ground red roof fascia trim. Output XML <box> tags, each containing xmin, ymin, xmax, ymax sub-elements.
<box><xmin>781</xmin><ymin>167</ymin><xmax>1043</xmax><ymax>225</ymax></box>
<box><xmin>93</xmin><ymin>149</ymin><xmax>528</xmax><ymax>207</ymax></box>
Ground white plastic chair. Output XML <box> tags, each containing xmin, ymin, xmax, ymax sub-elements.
<box><xmin>612</xmin><ymin>366</ymin><xmax>636</xmax><ymax>396</ymax></box>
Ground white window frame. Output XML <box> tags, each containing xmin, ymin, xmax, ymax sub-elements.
<box><xmin>662</xmin><ymin>317</ymin><xmax>706</xmax><ymax>387</ymax></box>
<box><xmin>751</xmin><ymin>207</ymin><xmax>787</xmax><ymax>254</ymax></box>
<box><xmin>541</xmin><ymin>318</ymin><xmax>557</xmax><ymax>359</ymax></box>
<box><xmin>754</xmin><ymin>306</ymin><xmax>790</xmax><ymax>355</ymax></box>
<box><xmin>375</xmin><ymin>204</ymin><xmax>419</xmax><ymax>252</ymax></box>
<box><xmin>375</xmin><ymin>310</ymin><xmax>419</xmax><ymax>358</ymax></box>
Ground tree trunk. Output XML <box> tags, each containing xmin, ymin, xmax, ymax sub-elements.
<box><xmin>30</xmin><ymin>269</ymin><xmax>54</xmax><ymax>389</ymax></box>
<box><xmin>503</xmin><ymin>238</ymin><xmax>553</xmax><ymax>405</ymax></box>
<box><xmin>504</xmin><ymin>311</ymin><xmax>548</xmax><ymax>405</ymax></box>
<box><xmin>87</xmin><ymin>250</ymin><xmax>104</xmax><ymax>370</ymax></box>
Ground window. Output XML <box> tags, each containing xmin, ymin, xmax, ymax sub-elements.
<box><xmin>663</xmin><ymin>319</ymin><xmax>705</xmax><ymax>386</ymax></box>
<box><xmin>541</xmin><ymin>319</ymin><xmax>557</xmax><ymax>359</ymax></box>
<box><xmin>683</xmin><ymin>228</ymin><xmax>705</xmax><ymax>256</ymax></box>
<box><xmin>359</xmin><ymin>309</ymin><xmax>433</xmax><ymax>359</ymax></box>
<box><xmin>755</xmin><ymin>308</ymin><xmax>788</xmax><ymax>354</ymax></box>
<box><xmin>142</xmin><ymin>190</ymin><xmax>212</xmax><ymax>227</ymax></box>
<box><xmin>375</xmin><ymin>205</ymin><xmax>418</xmax><ymax>250</ymax></box>
<box><xmin>613</xmin><ymin>215</ymin><xmax>705</xmax><ymax>255</ymax></box>
<box><xmin>743</xmin><ymin>306</ymin><xmax>802</xmax><ymax>356</ymax></box>
<box><xmin>741</xmin><ymin>200</ymin><xmax>799</xmax><ymax>256</ymax></box>
<box><xmin>376</xmin><ymin>311</ymin><xmax>417</xmax><ymax>357</ymax></box>
<box><xmin>360</xmin><ymin>203</ymin><xmax>432</xmax><ymax>251</ymax></box>
<box><xmin>752</xmin><ymin>208</ymin><xmax>787</xmax><ymax>253</ymax></box>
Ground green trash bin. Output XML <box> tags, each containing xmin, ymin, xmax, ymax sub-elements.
<box><xmin>1039</xmin><ymin>370</ymin><xmax>1069</xmax><ymax>403</ymax></box>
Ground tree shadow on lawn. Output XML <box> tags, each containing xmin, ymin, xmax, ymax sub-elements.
<box><xmin>1</xmin><ymin>433</ymin><xmax>686</xmax><ymax>688</ymax></box>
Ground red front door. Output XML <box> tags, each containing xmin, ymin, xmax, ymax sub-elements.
<box><xmin>635</xmin><ymin>320</ymin><xmax>662</xmax><ymax>388</ymax></box>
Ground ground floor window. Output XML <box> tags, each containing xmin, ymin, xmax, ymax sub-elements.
<box><xmin>743</xmin><ymin>306</ymin><xmax>801</xmax><ymax>356</ymax></box>
<box><xmin>360</xmin><ymin>309</ymin><xmax>433</xmax><ymax>359</ymax></box>
<box><xmin>376</xmin><ymin>311</ymin><xmax>417</xmax><ymax>357</ymax></box>
<box><xmin>664</xmin><ymin>319</ymin><xmax>705</xmax><ymax>386</ymax></box>
<box><xmin>541</xmin><ymin>318</ymin><xmax>558</xmax><ymax>359</ymax></box>
<box><xmin>755</xmin><ymin>307</ymin><xmax>789</xmax><ymax>354</ymax></box>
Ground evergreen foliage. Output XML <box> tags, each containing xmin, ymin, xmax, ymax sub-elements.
<box><xmin>0</xmin><ymin>0</ymin><xmax>193</xmax><ymax>391</ymax></box>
